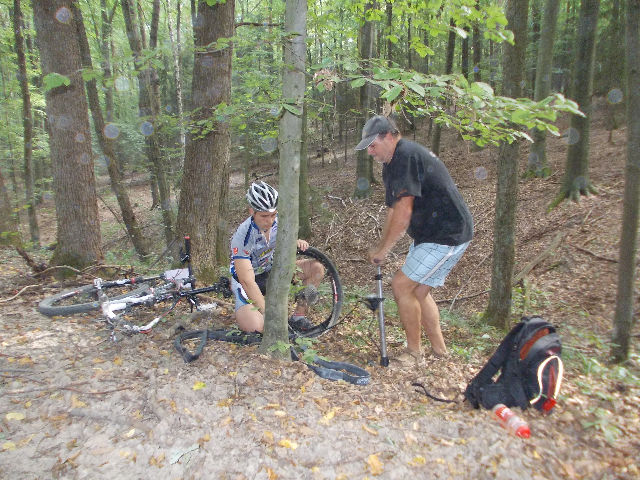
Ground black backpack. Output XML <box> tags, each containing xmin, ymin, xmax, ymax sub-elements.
<box><xmin>465</xmin><ymin>316</ymin><xmax>563</xmax><ymax>413</ymax></box>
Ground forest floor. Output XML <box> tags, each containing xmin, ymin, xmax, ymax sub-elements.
<box><xmin>1</xmin><ymin>99</ymin><xmax>639</xmax><ymax>479</ymax></box>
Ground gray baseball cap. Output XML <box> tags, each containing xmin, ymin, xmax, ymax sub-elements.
<box><xmin>355</xmin><ymin>115</ymin><xmax>394</xmax><ymax>150</ymax></box>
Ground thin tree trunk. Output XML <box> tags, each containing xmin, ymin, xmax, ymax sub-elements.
<box><xmin>13</xmin><ymin>0</ymin><xmax>39</xmax><ymax>245</ymax></box>
<box><xmin>431</xmin><ymin>18</ymin><xmax>456</xmax><ymax>155</ymax></box>
<box><xmin>121</xmin><ymin>0</ymin><xmax>174</xmax><ymax>247</ymax></box>
<box><xmin>354</xmin><ymin>1</ymin><xmax>376</xmax><ymax>199</ymax></box>
<box><xmin>611</xmin><ymin>0</ymin><xmax>640</xmax><ymax>363</ymax></box>
<box><xmin>166</xmin><ymin>0</ymin><xmax>186</xmax><ymax>172</ymax></box>
<box><xmin>299</xmin><ymin>102</ymin><xmax>311</xmax><ymax>239</ymax></box>
<box><xmin>0</xmin><ymin>167</ymin><xmax>19</xmax><ymax>246</ymax></box>
<box><xmin>261</xmin><ymin>0</ymin><xmax>307</xmax><ymax>358</ymax></box>
<box><xmin>473</xmin><ymin>0</ymin><xmax>482</xmax><ymax>82</ymax></box>
<box><xmin>72</xmin><ymin>2</ymin><xmax>149</xmax><ymax>259</ymax></box>
<box><xmin>555</xmin><ymin>0</ymin><xmax>600</xmax><ymax>204</ymax></box>
<box><xmin>485</xmin><ymin>0</ymin><xmax>530</xmax><ymax>329</ymax></box>
<box><xmin>528</xmin><ymin>0</ymin><xmax>561</xmax><ymax>177</ymax></box>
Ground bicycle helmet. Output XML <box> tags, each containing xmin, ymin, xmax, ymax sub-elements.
<box><xmin>246</xmin><ymin>181</ymin><xmax>278</xmax><ymax>212</ymax></box>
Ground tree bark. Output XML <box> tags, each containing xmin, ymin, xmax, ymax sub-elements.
<box><xmin>0</xmin><ymin>167</ymin><xmax>19</xmax><ymax>246</ymax></box>
<box><xmin>72</xmin><ymin>2</ymin><xmax>150</xmax><ymax>259</ymax></box>
<box><xmin>13</xmin><ymin>0</ymin><xmax>39</xmax><ymax>245</ymax></box>
<box><xmin>298</xmin><ymin>102</ymin><xmax>311</xmax><ymax>239</ymax></box>
<box><xmin>33</xmin><ymin>0</ymin><xmax>102</xmax><ymax>268</ymax></box>
<box><xmin>611</xmin><ymin>0</ymin><xmax>640</xmax><ymax>363</ymax></box>
<box><xmin>121</xmin><ymin>0</ymin><xmax>174</xmax><ymax>247</ymax></box>
<box><xmin>431</xmin><ymin>18</ymin><xmax>456</xmax><ymax>155</ymax></box>
<box><xmin>473</xmin><ymin>0</ymin><xmax>482</xmax><ymax>83</ymax></box>
<box><xmin>528</xmin><ymin>0</ymin><xmax>561</xmax><ymax>177</ymax></box>
<box><xmin>354</xmin><ymin>1</ymin><xmax>376</xmax><ymax>199</ymax></box>
<box><xmin>556</xmin><ymin>0</ymin><xmax>600</xmax><ymax>203</ymax></box>
<box><xmin>176</xmin><ymin>0</ymin><xmax>234</xmax><ymax>282</ymax></box>
<box><xmin>166</xmin><ymin>0</ymin><xmax>186</xmax><ymax>173</ymax></box>
<box><xmin>485</xmin><ymin>0</ymin><xmax>530</xmax><ymax>330</ymax></box>
<box><xmin>261</xmin><ymin>0</ymin><xmax>307</xmax><ymax>358</ymax></box>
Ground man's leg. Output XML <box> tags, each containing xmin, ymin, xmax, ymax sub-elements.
<box><xmin>415</xmin><ymin>284</ymin><xmax>447</xmax><ymax>356</ymax></box>
<box><xmin>235</xmin><ymin>304</ymin><xmax>264</xmax><ymax>333</ymax></box>
<box><xmin>293</xmin><ymin>259</ymin><xmax>324</xmax><ymax>317</ymax></box>
<box><xmin>391</xmin><ymin>270</ymin><xmax>422</xmax><ymax>353</ymax></box>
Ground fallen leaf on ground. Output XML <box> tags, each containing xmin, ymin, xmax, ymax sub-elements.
<box><xmin>192</xmin><ymin>381</ymin><xmax>206</xmax><ymax>391</ymax></box>
<box><xmin>278</xmin><ymin>439</ymin><xmax>298</xmax><ymax>450</ymax></box>
<box><xmin>71</xmin><ymin>395</ymin><xmax>87</xmax><ymax>408</ymax></box>
<box><xmin>6</xmin><ymin>412</ymin><xmax>25</xmax><ymax>421</ymax></box>
<box><xmin>367</xmin><ymin>454</ymin><xmax>384</xmax><ymax>475</ymax></box>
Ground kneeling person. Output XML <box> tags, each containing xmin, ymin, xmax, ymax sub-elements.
<box><xmin>230</xmin><ymin>181</ymin><xmax>323</xmax><ymax>333</ymax></box>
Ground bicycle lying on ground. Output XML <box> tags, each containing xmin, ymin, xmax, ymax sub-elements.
<box><xmin>38</xmin><ymin>237</ymin><xmax>344</xmax><ymax>340</ymax></box>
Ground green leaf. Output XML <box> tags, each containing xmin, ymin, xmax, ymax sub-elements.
<box><xmin>405</xmin><ymin>81</ymin><xmax>425</xmax><ymax>97</ymax></box>
<box><xmin>42</xmin><ymin>73</ymin><xmax>70</xmax><ymax>92</ymax></box>
<box><xmin>283</xmin><ymin>103</ymin><xmax>302</xmax><ymax>116</ymax></box>
<box><xmin>383</xmin><ymin>85</ymin><xmax>403</xmax><ymax>102</ymax></box>
<box><xmin>350</xmin><ymin>78</ymin><xmax>366</xmax><ymax>88</ymax></box>
<box><xmin>470</xmin><ymin>82</ymin><xmax>494</xmax><ymax>97</ymax></box>
<box><xmin>510</xmin><ymin>108</ymin><xmax>531</xmax><ymax>124</ymax></box>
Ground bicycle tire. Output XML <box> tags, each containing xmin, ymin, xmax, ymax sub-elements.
<box><xmin>37</xmin><ymin>279</ymin><xmax>165</xmax><ymax>317</ymax></box>
<box><xmin>291</xmin><ymin>247</ymin><xmax>343</xmax><ymax>338</ymax></box>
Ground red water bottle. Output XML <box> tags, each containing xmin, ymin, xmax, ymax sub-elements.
<box><xmin>492</xmin><ymin>404</ymin><xmax>531</xmax><ymax>438</ymax></box>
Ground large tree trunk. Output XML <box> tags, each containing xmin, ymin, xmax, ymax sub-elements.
<box><xmin>528</xmin><ymin>0</ymin><xmax>561</xmax><ymax>177</ymax></box>
<box><xmin>485</xmin><ymin>0</ymin><xmax>529</xmax><ymax>330</ymax></box>
<box><xmin>121</xmin><ymin>0</ymin><xmax>174</xmax><ymax>247</ymax></box>
<box><xmin>261</xmin><ymin>0</ymin><xmax>307</xmax><ymax>358</ymax></box>
<box><xmin>33</xmin><ymin>0</ymin><xmax>102</xmax><ymax>268</ymax></box>
<box><xmin>13</xmin><ymin>0</ymin><xmax>39</xmax><ymax>245</ymax></box>
<box><xmin>354</xmin><ymin>1</ymin><xmax>376</xmax><ymax>199</ymax></box>
<box><xmin>72</xmin><ymin>2</ymin><xmax>149</xmax><ymax>259</ymax></box>
<box><xmin>556</xmin><ymin>0</ymin><xmax>600</xmax><ymax>203</ymax></box>
<box><xmin>611</xmin><ymin>0</ymin><xmax>639</xmax><ymax>363</ymax></box>
<box><xmin>176</xmin><ymin>0</ymin><xmax>234</xmax><ymax>282</ymax></box>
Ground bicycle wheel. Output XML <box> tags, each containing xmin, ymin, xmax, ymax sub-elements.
<box><xmin>38</xmin><ymin>277</ymin><xmax>168</xmax><ymax>317</ymax></box>
<box><xmin>290</xmin><ymin>247</ymin><xmax>343</xmax><ymax>338</ymax></box>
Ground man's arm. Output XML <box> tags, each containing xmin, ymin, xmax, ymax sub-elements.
<box><xmin>234</xmin><ymin>258</ymin><xmax>266</xmax><ymax>313</ymax></box>
<box><xmin>370</xmin><ymin>195</ymin><xmax>414</xmax><ymax>264</ymax></box>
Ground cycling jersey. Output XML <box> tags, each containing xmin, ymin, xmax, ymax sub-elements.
<box><xmin>229</xmin><ymin>215</ymin><xmax>278</xmax><ymax>281</ymax></box>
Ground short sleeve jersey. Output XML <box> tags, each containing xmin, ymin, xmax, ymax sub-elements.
<box><xmin>382</xmin><ymin>139</ymin><xmax>473</xmax><ymax>246</ymax></box>
<box><xmin>229</xmin><ymin>216</ymin><xmax>278</xmax><ymax>280</ymax></box>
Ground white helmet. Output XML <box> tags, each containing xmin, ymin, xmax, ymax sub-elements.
<box><xmin>246</xmin><ymin>181</ymin><xmax>278</xmax><ymax>212</ymax></box>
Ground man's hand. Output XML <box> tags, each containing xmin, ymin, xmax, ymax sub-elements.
<box><xmin>368</xmin><ymin>247</ymin><xmax>387</xmax><ymax>265</ymax></box>
<box><xmin>297</xmin><ymin>239</ymin><xmax>309</xmax><ymax>251</ymax></box>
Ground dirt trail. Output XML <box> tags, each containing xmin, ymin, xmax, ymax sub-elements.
<box><xmin>1</xmin><ymin>105</ymin><xmax>639</xmax><ymax>478</ymax></box>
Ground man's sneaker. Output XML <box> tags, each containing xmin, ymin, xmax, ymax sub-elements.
<box><xmin>289</xmin><ymin>315</ymin><xmax>313</xmax><ymax>331</ymax></box>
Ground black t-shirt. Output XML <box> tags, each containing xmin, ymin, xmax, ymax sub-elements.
<box><xmin>382</xmin><ymin>139</ymin><xmax>473</xmax><ymax>246</ymax></box>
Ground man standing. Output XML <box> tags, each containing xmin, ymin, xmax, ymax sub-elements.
<box><xmin>356</xmin><ymin>115</ymin><xmax>473</xmax><ymax>365</ymax></box>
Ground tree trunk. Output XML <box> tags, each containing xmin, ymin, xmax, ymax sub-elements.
<box><xmin>611</xmin><ymin>0</ymin><xmax>639</xmax><ymax>363</ymax></box>
<box><xmin>485</xmin><ymin>0</ymin><xmax>530</xmax><ymax>330</ymax></box>
<box><xmin>556</xmin><ymin>0</ymin><xmax>600</xmax><ymax>204</ymax></box>
<box><xmin>166</xmin><ymin>0</ymin><xmax>186</xmax><ymax>173</ymax></box>
<box><xmin>121</xmin><ymin>0</ymin><xmax>174</xmax><ymax>247</ymax></box>
<box><xmin>261</xmin><ymin>0</ymin><xmax>307</xmax><ymax>358</ymax></box>
<box><xmin>176</xmin><ymin>0</ymin><xmax>234</xmax><ymax>283</ymax></box>
<box><xmin>461</xmin><ymin>27</ymin><xmax>470</xmax><ymax>79</ymax></box>
<box><xmin>0</xmin><ymin>167</ymin><xmax>19</xmax><ymax>246</ymax></box>
<box><xmin>354</xmin><ymin>1</ymin><xmax>376</xmax><ymax>199</ymax></box>
<box><xmin>299</xmin><ymin>102</ymin><xmax>311</xmax><ymax>239</ymax></box>
<box><xmin>33</xmin><ymin>0</ymin><xmax>102</xmax><ymax>268</ymax></box>
<box><xmin>13</xmin><ymin>0</ymin><xmax>39</xmax><ymax>245</ymax></box>
<box><xmin>72</xmin><ymin>2</ymin><xmax>150</xmax><ymax>259</ymax></box>
<box><xmin>431</xmin><ymin>19</ymin><xmax>456</xmax><ymax>155</ymax></box>
<box><xmin>528</xmin><ymin>0</ymin><xmax>561</xmax><ymax>177</ymax></box>
<box><xmin>473</xmin><ymin>0</ymin><xmax>482</xmax><ymax>82</ymax></box>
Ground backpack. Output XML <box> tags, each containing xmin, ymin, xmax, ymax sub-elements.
<box><xmin>465</xmin><ymin>316</ymin><xmax>563</xmax><ymax>413</ymax></box>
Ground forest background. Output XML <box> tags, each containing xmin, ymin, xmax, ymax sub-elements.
<box><xmin>0</xmin><ymin>0</ymin><xmax>639</xmax><ymax>477</ymax></box>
